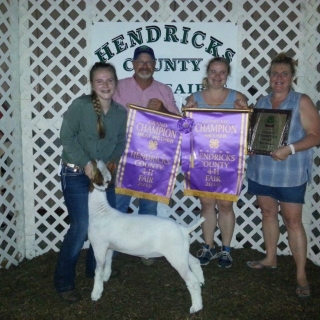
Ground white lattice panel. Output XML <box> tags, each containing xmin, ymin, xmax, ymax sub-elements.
<box><xmin>19</xmin><ymin>0</ymin><xmax>91</xmax><ymax>259</ymax></box>
<box><xmin>1</xmin><ymin>0</ymin><xmax>319</xmax><ymax>268</ymax></box>
<box><xmin>0</xmin><ymin>0</ymin><xmax>24</xmax><ymax>268</ymax></box>
<box><xmin>298</xmin><ymin>0</ymin><xmax>320</xmax><ymax>264</ymax></box>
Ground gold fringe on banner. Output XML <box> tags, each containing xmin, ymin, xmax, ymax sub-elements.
<box><xmin>115</xmin><ymin>187</ymin><xmax>170</xmax><ymax>205</ymax></box>
<box><xmin>184</xmin><ymin>189</ymin><xmax>238</xmax><ymax>202</ymax></box>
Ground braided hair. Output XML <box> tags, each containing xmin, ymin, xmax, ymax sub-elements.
<box><xmin>89</xmin><ymin>62</ymin><xmax>118</xmax><ymax>139</ymax></box>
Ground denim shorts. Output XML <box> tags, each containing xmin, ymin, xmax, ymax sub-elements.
<box><xmin>247</xmin><ymin>179</ymin><xmax>307</xmax><ymax>204</ymax></box>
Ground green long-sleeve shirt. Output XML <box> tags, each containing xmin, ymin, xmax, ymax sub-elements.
<box><xmin>60</xmin><ymin>95</ymin><xmax>127</xmax><ymax>167</ymax></box>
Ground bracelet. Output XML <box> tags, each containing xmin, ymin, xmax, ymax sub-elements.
<box><xmin>288</xmin><ymin>144</ymin><xmax>295</xmax><ymax>155</ymax></box>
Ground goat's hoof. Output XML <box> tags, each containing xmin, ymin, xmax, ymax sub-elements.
<box><xmin>190</xmin><ymin>305</ymin><xmax>203</xmax><ymax>314</ymax></box>
<box><xmin>91</xmin><ymin>293</ymin><xmax>101</xmax><ymax>301</ymax></box>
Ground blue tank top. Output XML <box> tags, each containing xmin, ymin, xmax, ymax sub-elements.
<box><xmin>193</xmin><ymin>89</ymin><xmax>236</xmax><ymax>109</ymax></box>
<box><xmin>247</xmin><ymin>90</ymin><xmax>313</xmax><ymax>187</ymax></box>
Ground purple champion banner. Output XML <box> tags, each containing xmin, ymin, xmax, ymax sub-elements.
<box><xmin>182</xmin><ymin>109</ymin><xmax>250</xmax><ymax>202</ymax></box>
<box><xmin>116</xmin><ymin>105</ymin><xmax>182</xmax><ymax>204</ymax></box>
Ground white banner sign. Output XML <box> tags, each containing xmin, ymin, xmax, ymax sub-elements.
<box><xmin>91</xmin><ymin>23</ymin><xmax>238</xmax><ymax>109</ymax></box>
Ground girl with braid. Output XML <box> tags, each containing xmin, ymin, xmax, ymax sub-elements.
<box><xmin>54</xmin><ymin>62</ymin><xmax>127</xmax><ymax>303</ymax></box>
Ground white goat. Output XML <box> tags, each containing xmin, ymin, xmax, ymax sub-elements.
<box><xmin>88</xmin><ymin>159</ymin><xmax>205</xmax><ymax>314</ymax></box>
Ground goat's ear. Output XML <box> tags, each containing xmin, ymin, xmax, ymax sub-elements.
<box><xmin>91</xmin><ymin>159</ymin><xmax>97</xmax><ymax>168</ymax></box>
<box><xmin>89</xmin><ymin>182</ymin><xmax>94</xmax><ymax>193</ymax></box>
<box><xmin>92</xmin><ymin>164</ymin><xmax>104</xmax><ymax>186</ymax></box>
<box><xmin>91</xmin><ymin>159</ymin><xmax>98</xmax><ymax>180</ymax></box>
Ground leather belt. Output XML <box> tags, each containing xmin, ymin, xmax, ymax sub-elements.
<box><xmin>62</xmin><ymin>161</ymin><xmax>84</xmax><ymax>173</ymax></box>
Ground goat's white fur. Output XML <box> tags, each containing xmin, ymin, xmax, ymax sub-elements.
<box><xmin>88</xmin><ymin>160</ymin><xmax>205</xmax><ymax>314</ymax></box>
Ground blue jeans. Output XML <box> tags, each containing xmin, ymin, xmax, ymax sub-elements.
<box><xmin>54</xmin><ymin>165</ymin><xmax>116</xmax><ymax>292</ymax></box>
<box><xmin>116</xmin><ymin>194</ymin><xmax>157</xmax><ymax>216</ymax></box>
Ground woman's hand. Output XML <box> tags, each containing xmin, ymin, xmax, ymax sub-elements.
<box><xmin>270</xmin><ymin>146</ymin><xmax>291</xmax><ymax>161</ymax></box>
<box><xmin>183</xmin><ymin>100</ymin><xmax>198</xmax><ymax>109</ymax></box>
<box><xmin>234</xmin><ymin>99</ymin><xmax>248</xmax><ymax>109</ymax></box>
<box><xmin>85</xmin><ymin>161</ymin><xmax>93</xmax><ymax>179</ymax></box>
<box><xmin>182</xmin><ymin>94</ymin><xmax>198</xmax><ymax>109</ymax></box>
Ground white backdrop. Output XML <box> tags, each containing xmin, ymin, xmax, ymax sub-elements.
<box><xmin>91</xmin><ymin>22</ymin><xmax>238</xmax><ymax>108</ymax></box>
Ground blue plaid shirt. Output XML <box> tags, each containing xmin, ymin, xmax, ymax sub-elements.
<box><xmin>247</xmin><ymin>90</ymin><xmax>313</xmax><ymax>187</ymax></box>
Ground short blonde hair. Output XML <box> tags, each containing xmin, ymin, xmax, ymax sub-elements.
<box><xmin>268</xmin><ymin>52</ymin><xmax>296</xmax><ymax>77</ymax></box>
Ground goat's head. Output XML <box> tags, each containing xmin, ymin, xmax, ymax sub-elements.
<box><xmin>89</xmin><ymin>159</ymin><xmax>112</xmax><ymax>192</ymax></box>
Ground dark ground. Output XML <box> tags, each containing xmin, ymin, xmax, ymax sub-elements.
<box><xmin>0</xmin><ymin>244</ymin><xmax>319</xmax><ymax>320</ymax></box>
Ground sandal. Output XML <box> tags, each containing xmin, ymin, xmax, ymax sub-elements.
<box><xmin>296</xmin><ymin>284</ymin><xmax>310</xmax><ymax>298</ymax></box>
<box><xmin>246</xmin><ymin>260</ymin><xmax>277</xmax><ymax>270</ymax></box>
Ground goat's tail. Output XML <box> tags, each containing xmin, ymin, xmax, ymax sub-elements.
<box><xmin>186</xmin><ymin>217</ymin><xmax>205</xmax><ymax>233</ymax></box>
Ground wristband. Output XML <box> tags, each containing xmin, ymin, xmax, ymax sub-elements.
<box><xmin>288</xmin><ymin>144</ymin><xmax>295</xmax><ymax>155</ymax></box>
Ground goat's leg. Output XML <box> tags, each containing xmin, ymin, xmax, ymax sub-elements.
<box><xmin>103</xmin><ymin>249</ymin><xmax>114</xmax><ymax>281</ymax></box>
<box><xmin>91</xmin><ymin>245</ymin><xmax>108</xmax><ymax>301</ymax></box>
<box><xmin>166</xmin><ymin>256</ymin><xmax>203</xmax><ymax>313</ymax></box>
<box><xmin>189</xmin><ymin>254</ymin><xmax>204</xmax><ymax>286</ymax></box>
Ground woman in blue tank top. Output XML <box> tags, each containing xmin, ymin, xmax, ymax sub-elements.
<box><xmin>185</xmin><ymin>57</ymin><xmax>248</xmax><ymax>269</ymax></box>
<box><xmin>246</xmin><ymin>53</ymin><xmax>320</xmax><ymax>298</ymax></box>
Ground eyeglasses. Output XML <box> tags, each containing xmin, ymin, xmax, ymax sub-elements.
<box><xmin>134</xmin><ymin>60</ymin><xmax>155</xmax><ymax>66</ymax></box>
